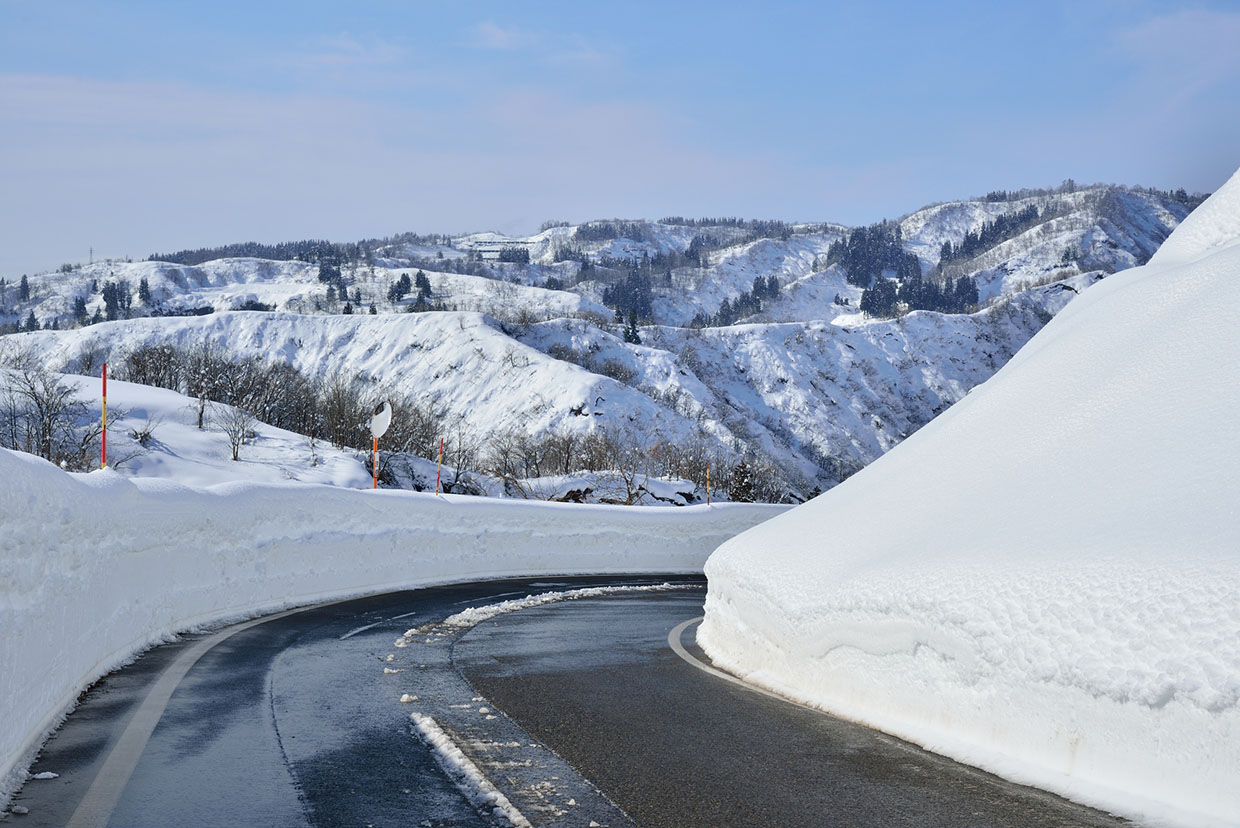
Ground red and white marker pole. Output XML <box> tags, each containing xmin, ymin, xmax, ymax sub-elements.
<box><xmin>435</xmin><ymin>437</ymin><xmax>444</xmax><ymax>496</ymax></box>
<box><xmin>372</xmin><ymin>436</ymin><xmax>378</xmax><ymax>489</ymax></box>
<box><xmin>101</xmin><ymin>363</ymin><xmax>108</xmax><ymax>469</ymax></box>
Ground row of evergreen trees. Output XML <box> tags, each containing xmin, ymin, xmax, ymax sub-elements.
<box><xmin>387</xmin><ymin>271</ymin><xmax>433</xmax><ymax>304</ymax></box>
<box><xmin>859</xmin><ymin>274</ymin><xmax>979</xmax><ymax>317</ymax></box>
<box><xmin>574</xmin><ymin>221</ymin><xmax>653</xmax><ymax>243</ymax></box>
<box><xmin>690</xmin><ymin>276</ymin><xmax>781</xmax><ymax>328</ymax></box>
<box><xmin>147</xmin><ymin>230</ymin><xmax>453</xmax><ymax>268</ymax></box>
<box><xmin>939</xmin><ymin>204</ymin><xmax>1042</xmax><ymax>263</ymax></box>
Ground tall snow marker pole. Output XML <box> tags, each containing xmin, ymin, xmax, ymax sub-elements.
<box><xmin>435</xmin><ymin>437</ymin><xmax>444</xmax><ymax>496</ymax></box>
<box><xmin>706</xmin><ymin>463</ymin><xmax>710</xmax><ymax>505</ymax></box>
<box><xmin>101</xmin><ymin>363</ymin><xmax>108</xmax><ymax>469</ymax></box>
<box><xmin>372</xmin><ymin>436</ymin><xmax>378</xmax><ymax>489</ymax></box>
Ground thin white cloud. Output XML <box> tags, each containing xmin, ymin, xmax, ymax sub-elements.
<box><xmin>296</xmin><ymin>34</ymin><xmax>408</xmax><ymax>67</ymax></box>
<box><xmin>470</xmin><ymin>20</ymin><xmax>529</xmax><ymax>51</ymax></box>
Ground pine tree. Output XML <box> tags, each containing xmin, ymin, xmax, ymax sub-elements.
<box><xmin>859</xmin><ymin>276</ymin><xmax>898</xmax><ymax>317</ymax></box>
<box><xmin>624</xmin><ymin>308</ymin><xmax>642</xmax><ymax>344</ymax></box>
<box><xmin>23</xmin><ymin>311</ymin><xmax>38</xmax><ymax>332</ymax></box>
<box><xmin>72</xmin><ymin>296</ymin><xmax>88</xmax><ymax>322</ymax></box>
<box><xmin>343</xmin><ymin>301</ymin><xmax>354</xmax><ymax>315</ymax></box>
<box><xmin>19</xmin><ymin>275</ymin><xmax>30</xmax><ymax>302</ymax></box>
<box><xmin>318</xmin><ymin>261</ymin><xmax>340</xmax><ymax>284</ymax></box>
<box><xmin>102</xmin><ymin>282</ymin><xmax>120</xmax><ymax>321</ymax></box>
<box><xmin>138</xmin><ymin>276</ymin><xmax>152</xmax><ymax>305</ymax></box>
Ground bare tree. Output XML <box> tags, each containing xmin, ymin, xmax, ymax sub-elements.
<box><xmin>214</xmin><ymin>403</ymin><xmax>258</xmax><ymax>461</ymax></box>
<box><xmin>0</xmin><ymin>360</ymin><xmax>122</xmax><ymax>471</ymax></box>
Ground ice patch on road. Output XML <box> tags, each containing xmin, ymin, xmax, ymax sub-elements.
<box><xmin>411</xmin><ymin>713</ymin><xmax>533</xmax><ymax>828</ymax></box>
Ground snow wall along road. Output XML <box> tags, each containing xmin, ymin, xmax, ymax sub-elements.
<box><xmin>700</xmin><ymin>167</ymin><xmax>1240</xmax><ymax>828</ymax></box>
<box><xmin>0</xmin><ymin>448</ymin><xmax>784</xmax><ymax>804</ymax></box>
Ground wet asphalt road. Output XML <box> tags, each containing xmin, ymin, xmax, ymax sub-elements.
<box><xmin>9</xmin><ymin>576</ymin><xmax>1131</xmax><ymax>827</ymax></box>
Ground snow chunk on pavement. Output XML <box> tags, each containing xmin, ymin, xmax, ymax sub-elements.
<box><xmin>394</xmin><ymin>583</ymin><xmax>694</xmax><ymax>647</ymax></box>
<box><xmin>410</xmin><ymin>713</ymin><xmax>532</xmax><ymax>828</ymax></box>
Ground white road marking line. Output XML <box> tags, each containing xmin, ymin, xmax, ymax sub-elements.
<box><xmin>64</xmin><ymin>607</ymin><xmax>305</xmax><ymax>828</ymax></box>
<box><xmin>668</xmin><ymin>616</ymin><xmax>806</xmax><ymax>705</ymax></box>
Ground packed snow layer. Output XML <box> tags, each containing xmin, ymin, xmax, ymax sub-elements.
<box><xmin>0</xmin><ymin>447</ymin><xmax>782</xmax><ymax>804</ymax></box>
<box><xmin>699</xmin><ymin>174</ymin><xmax>1240</xmax><ymax>827</ymax></box>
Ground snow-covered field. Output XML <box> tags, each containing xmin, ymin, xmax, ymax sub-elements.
<box><xmin>0</xmin><ymin>446</ymin><xmax>783</xmax><ymax>806</ymax></box>
<box><xmin>698</xmin><ymin>170</ymin><xmax>1240</xmax><ymax>827</ymax></box>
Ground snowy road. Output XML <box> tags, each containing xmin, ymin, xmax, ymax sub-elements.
<box><xmin>13</xmin><ymin>576</ymin><xmax>1130</xmax><ymax>827</ymax></box>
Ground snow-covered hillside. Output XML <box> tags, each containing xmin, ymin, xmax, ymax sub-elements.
<box><xmin>7</xmin><ymin>279</ymin><xmax>1089</xmax><ymax>495</ymax></box>
<box><xmin>698</xmin><ymin>169</ymin><xmax>1240</xmax><ymax>827</ymax></box>
<box><xmin>0</xmin><ymin>183</ymin><xmax>1196</xmax><ymax>499</ymax></box>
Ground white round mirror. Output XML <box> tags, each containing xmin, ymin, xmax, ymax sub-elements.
<box><xmin>369</xmin><ymin>400</ymin><xmax>392</xmax><ymax>439</ymax></box>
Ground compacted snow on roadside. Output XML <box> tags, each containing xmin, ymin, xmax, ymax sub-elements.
<box><xmin>0</xmin><ymin>448</ymin><xmax>783</xmax><ymax>807</ymax></box>
<box><xmin>699</xmin><ymin>168</ymin><xmax>1240</xmax><ymax>828</ymax></box>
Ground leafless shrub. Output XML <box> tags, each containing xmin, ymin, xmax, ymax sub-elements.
<box><xmin>128</xmin><ymin>414</ymin><xmax>162</xmax><ymax>447</ymax></box>
<box><xmin>596</xmin><ymin>359</ymin><xmax>637</xmax><ymax>385</ymax></box>
<box><xmin>214</xmin><ymin>403</ymin><xmax>258</xmax><ymax>461</ymax></box>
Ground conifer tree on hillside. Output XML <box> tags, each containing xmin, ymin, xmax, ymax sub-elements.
<box><xmin>859</xmin><ymin>276</ymin><xmax>898</xmax><ymax>317</ymax></box>
<box><xmin>19</xmin><ymin>275</ymin><xmax>30</xmax><ymax>302</ymax></box>
<box><xmin>387</xmin><ymin>273</ymin><xmax>412</xmax><ymax>303</ymax></box>
<box><xmin>624</xmin><ymin>308</ymin><xmax>642</xmax><ymax>345</ymax></box>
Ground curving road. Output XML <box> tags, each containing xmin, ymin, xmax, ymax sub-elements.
<box><xmin>10</xmin><ymin>576</ymin><xmax>1130</xmax><ymax>827</ymax></box>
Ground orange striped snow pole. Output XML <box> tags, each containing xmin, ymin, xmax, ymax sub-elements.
<box><xmin>706</xmin><ymin>463</ymin><xmax>710</xmax><ymax>505</ymax></box>
<box><xmin>372</xmin><ymin>436</ymin><xmax>378</xmax><ymax>489</ymax></box>
<box><xmin>435</xmin><ymin>437</ymin><xmax>444</xmax><ymax>496</ymax></box>
<box><xmin>101</xmin><ymin>363</ymin><xmax>108</xmax><ymax>469</ymax></box>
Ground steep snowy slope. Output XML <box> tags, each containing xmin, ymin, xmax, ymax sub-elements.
<box><xmin>516</xmin><ymin>278</ymin><xmax>1087</xmax><ymax>483</ymax></box>
<box><xmin>698</xmin><ymin>169</ymin><xmax>1240</xmax><ymax>827</ymax></box>
<box><xmin>8</xmin><ymin>312</ymin><xmax>700</xmax><ymax>442</ymax></box>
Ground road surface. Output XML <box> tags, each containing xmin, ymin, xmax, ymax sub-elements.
<box><xmin>10</xmin><ymin>576</ymin><xmax>1130</xmax><ymax>827</ymax></box>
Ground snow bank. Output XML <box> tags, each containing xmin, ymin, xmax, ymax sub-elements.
<box><xmin>1149</xmin><ymin>167</ymin><xmax>1240</xmax><ymax>267</ymax></box>
<box><xmin>0</xmin><ymin>448</ymin><xmax>782</xmax><ymax>803</ymax></box>
<box><xmin>699</xmin><ymin>170</ymin><xmax>1240</xmax><ymax>828</ymax></box>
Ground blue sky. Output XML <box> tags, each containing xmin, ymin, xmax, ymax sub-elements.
<box><xmin>2</xmin><ymin>0</ymin><xmax>1239</xmax><ymax>275</ymax></box>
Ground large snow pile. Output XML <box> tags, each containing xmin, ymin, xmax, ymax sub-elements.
<box><xmin>698</xmin><ymin>169</ymin><xmax>1240</xmax><ymax>828</ymax></box>
<box><xmin>0</xmin><ymin>447</ymin><xmax>782</xmax><ymax>805</ymax></box>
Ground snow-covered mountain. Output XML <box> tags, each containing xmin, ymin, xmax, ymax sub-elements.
<box><xmin>698</xmin><ymin>168</ymin><xmax>1240</xmax><ymax>827</ymax></box>
<box><xmin>0</xmin><ymin>183</ymin><xmax>1197</xmax><ymax>498</ymax></box>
